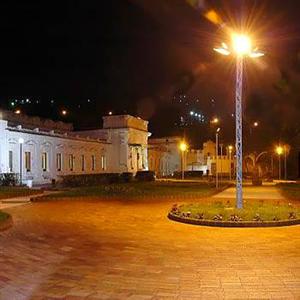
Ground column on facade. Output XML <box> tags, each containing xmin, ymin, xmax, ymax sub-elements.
<box><xmin>0</xmin><ymin>120</ymin><xmax>9</xmax><ymax>173</ymax></box>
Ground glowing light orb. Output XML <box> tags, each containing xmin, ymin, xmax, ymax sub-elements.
<box><xmin>211</xmin><ymin>117</ymin><xmax>219</xmax><ymax>124</ymax></box>
<box><xmin>232</xmin><ymin>34</ymin><xmax>251</xmax><ymax>55</ymax></box>
<box><xmin>276</xmin><ymin>146</ymin><xmax>283</xmax><ymax>155</ymax></box>
<box><xmin>179</xmin><ymin>142</ymin><xmax>187</xmax><ymax>152</ymax></box>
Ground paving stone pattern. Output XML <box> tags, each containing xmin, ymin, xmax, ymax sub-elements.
<box><xmin>0</xmin><ymin>196</ymin><xmax>300</xmax><ymax>299</ymax></box>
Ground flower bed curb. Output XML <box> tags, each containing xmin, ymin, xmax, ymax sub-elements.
<box><xmin>168</xmin><ymin>212</ymin><xmax>300</xmax><ymax>228</ymax></box>
<box><xmin>0</xmin><ymin>215</ymin><xmax>13</xmax><ymax>231</ymax></box>
<box><xmin>30</xmin><ymin>196</ymin><xmax>50</xmax><ymax>202</ymax></box>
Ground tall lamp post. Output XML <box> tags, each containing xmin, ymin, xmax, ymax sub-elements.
<box><xmin>215</xmin><ymin>128</ymin><xmax>220</xmax><ymax>188</ymax></box>
<box><xmin>214</xmin><ymin>33</ymin><xmax>264</xmax><ymax>209</ymax></box>
<box><xmin>228</xmin><ymin>145</ymin><xmax>233</xmax><ymax>181</ymax></box>
<box><xmin>179</xmin><ymin>141</ymin><xmax>187</xmax><ymax>180</ymax></box>
<box><xmin>18</xmin><ymin>138</ymin><xmax>24</xmax><ymax>185</ymax></box>
<box><xmin>276</xmin><ymin>146</ymin><xmax>283</xmax><ymax>180</ymax></box>
<box><xmin>220</xmin><ymin>143</ymin><xmax>223</xmax><ymax>184</ymax></box>
<box><xmin>283</xmin><ymin>144</ymin><xmax>290</xmax><ymax>180</ymax></box>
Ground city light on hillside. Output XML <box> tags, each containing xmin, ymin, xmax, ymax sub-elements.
<box><xmin>211</xmin><ymin>117</ymin><xmax>219</xmax><ymax>124</ymax></box>
<box><xmin>61</xmin><ymin>110</ymin><xmax>67</xmax><ymax>116</ymax></box>
<box><xmin>14</xmin><ymin>109</ymin><xmax>21</xmax><ymax>114</ymax></box>
<box><xmin>253</xmin><ymin>121</ymin><xmax>259</xmax><ymax>127</ymax></box>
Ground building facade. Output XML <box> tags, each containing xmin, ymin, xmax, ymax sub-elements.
<box><xmin>148</xmin><ymin>138</ymin><xmax>232</xmax><ymax>177</ymax></box>
<box><xmin>0</xmin><ymin>110</ymin><xmax>149</xmax><ymax>185</ymax></box>
<box><xmin>148</xmin><ymin>137</ymin><xmax>182</xmax><ymax>177</ymax></box>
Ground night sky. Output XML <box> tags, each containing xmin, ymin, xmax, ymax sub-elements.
<box><xmin>0</xmin><ymin>0</ymin><xmax>299</xmax><ymax>151</ymax></box>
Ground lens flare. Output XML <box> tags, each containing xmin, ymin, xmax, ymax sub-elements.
<box><xmin>204</xmin><ymin>10</ymin><xmax>223</xmax><ymax>25</ymax></box>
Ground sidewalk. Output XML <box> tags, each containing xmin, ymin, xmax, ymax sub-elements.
<box><xmin>213</xmin><ymin>185</ymin><xmax>285</xmax><ymax>200</ymax></box>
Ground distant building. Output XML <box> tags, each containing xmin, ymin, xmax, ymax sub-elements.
<box><xmin>0</xmin><ymin>110</ymin><xmax>149</xmax><ymax>185</ymax></box>
<box><xmin>148</xmin><ymin>137</ymin><xmax>232</xmax><ymax>177</ymax></box>
<box><xmin>148</xmin><ymin>137</ymin><xmax>181</xmax><ymax>177</ymax></box>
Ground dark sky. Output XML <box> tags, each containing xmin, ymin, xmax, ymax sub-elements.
<box><xmin>0</xmin><ymin>0</ymin><xmax>299</xmax><ymax>150</ymax></box>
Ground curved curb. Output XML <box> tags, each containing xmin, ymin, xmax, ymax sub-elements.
<box><xmin>30</xmin><ymin>196</ymin><xmax>50</xmax><ymax>202</ymax></box>
<box><xmin>0</xmin><ymin>215</ymin><xmax>13</xmax><ymax>231</ymax></box>
<box><xmin>168</xmin><ymin>212</ymin><xmax>300</xmax><ymax>228</ymax></box>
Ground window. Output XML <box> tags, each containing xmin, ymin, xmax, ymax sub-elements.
<box><xmin>42</xmin><ymin>152</ymin><xmax>48</xmax><ymax>171</ymax></box>
<box><xmin>9</xmin><ymin>151</ymin><xmax>13</xmax><ymax>172</ymax></box>
<box><xmin>25</xmin><ymin>152</ymin><xmax>31</xmax><ymax>172</ymax></box>
<box><xmin>91</xmin><ymin>155</ymin><xmax>96</xmax><ymax>171</ymax></box>
<box><xmin>69</xmin><ymin>154</ymin><xmax>74</xmax><ymax>171</ymax></box>
<box><xmin>56</xmin><ymin>153</ymin><xmax>62</xmax><ymax>171</ymax></box>
<box><xmin>101</xmin><ymin>155</ymin><xmax>106</xmax><ymax>171</ymax></box>
<box><xmin>81</xmin><ymin>155</ymin><xmax>85</xmax><ymax>171</ymax></box>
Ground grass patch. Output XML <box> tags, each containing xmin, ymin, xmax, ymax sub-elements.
<box><xmin>0</xmin><ymin>211</ymin><xmax>10</xmax><ymax>222</ymax></box>
<box><xmin>0</xmin><ymin>187</ymin><xmax>41</xmax><ymax>200</ymax></box>
<box><xmin>277</xmin><ymin>183</ymin><xmax>300</xmax><ymax>200</ymax></box>
<box><xmin>45</xmin><ymin>181</ymin><xmax>223</xmax><ymax>200</ymax></box>
<box><xmin>171</xmin><ymin>199</ymin><xmax>300</xmax><ymax>222</ymax></box>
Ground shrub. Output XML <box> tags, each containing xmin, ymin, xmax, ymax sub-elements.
<box><xmin>172</xmin><ymin>170</ymin><xmax>203</xmax><ymax>179</ymax></box>
<box><xmin>135</xmin><ymin>171</ymin><xmax>156</xmax><ymax>182</ymax></box>
<box><xmin>0</xmin><ymin>173</ymin><xmax>18</xmax><ymax>186</ymax></box>
<box><xmin>120</xmin><ymin>172</ymin><xmax>134</xmax><ymax>183</ymax></box>
<box><xmin>60</xmin><ymin>173</ymin><xmax>121</xmax><ymax>187</ymax></box>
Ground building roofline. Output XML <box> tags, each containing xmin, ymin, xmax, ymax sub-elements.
<box><xmin>6</xmin><ymin>127</ymin><xmax>110</xmax><ymax>144</ymax></box>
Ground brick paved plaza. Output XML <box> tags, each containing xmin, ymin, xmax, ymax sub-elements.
<box><xmin>0</xmin><ymin>190</ymin><xmax>300</xmax><ymax>299</ymax></box>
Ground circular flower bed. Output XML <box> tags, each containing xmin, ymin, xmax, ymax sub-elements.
<box><xmin>168</xmin><ymin>201</ymin><xmax>300</xmax><ymax>227</ymax></box>
<box><xmin>0</xmin><ymin>211</ymin><xmax>13</xmax><ymax>231</ymax></box>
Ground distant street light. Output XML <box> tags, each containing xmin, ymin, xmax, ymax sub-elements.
<box><xmin>214</xmin><ymin>33</ymin><xmax>264</xmax><ymax>209</ymax></box>
<box><xmin>276</xmin><ymin>146</ymin><xmax>283</xmax><ymax>180</ymax></box>
<box><xmin>61</xmin><ymin>110</ymin><xmax>67</xmax><ymax>116</ymax></box>
<box><xmin>15</xmin><ymin>109</ymin><xmax>21</xmax><ymax>114</ymax></box>
<box><xmin>179</xmin><ymin>141</ymin><xmax>188</xmax><ymax>180</ymax></box>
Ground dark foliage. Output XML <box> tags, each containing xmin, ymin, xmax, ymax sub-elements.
<box><xmin>120</xmin><ymin>172</ymin><xmax>134</xmax><ymax>183</ymax></box>
<box><xmin>60</xmin><ymin>173</ymin><xmax>121</xmax><ymax>187</ymax></box>
<box><xmin>135</xmin><ymin>171</ymin><xmax>156</xmax><ymax>182</ymax></box>
<box><xmin>0</xmin><ymin>173</ymin><xmax>18</xmax><ymax>186</ymax></box>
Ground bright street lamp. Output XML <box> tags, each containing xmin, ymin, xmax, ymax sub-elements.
<box><xmin>214</xmin><ymin>32</ymin><xmax>264</xmax><ymax>209</ymax></box>
<box><xmin>179</xmin><ymin>141</ymin><xmax>188</xmax><ymax>180</ymax></box>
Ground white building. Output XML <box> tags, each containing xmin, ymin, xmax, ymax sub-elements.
<box><xmin>148</xmin><ymin>137</ymin><xmax>181</xmax><ymax>177</ymax></box>
<box><xmin>0</xmin><ymin>110</ymin><xmax>149</xmax><ymax>185</ymax></box>
<box><xmin>148</xmin><ymin>138</ymin><xmax>232</xmax><ymax>177</ymax></box>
